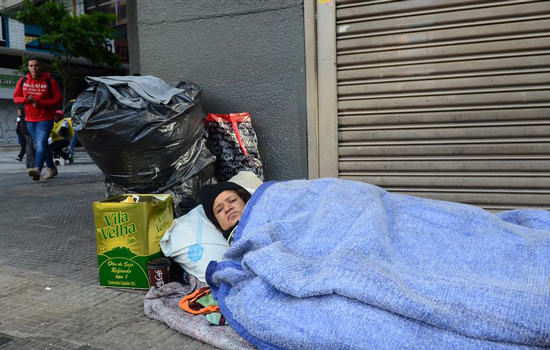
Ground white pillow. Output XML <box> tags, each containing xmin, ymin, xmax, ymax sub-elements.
<box><xmin>160</xmin><ymin>204</ymin><xmax>228</xmax><ymax>282</ymax></box>
<box><xmin>228</xmin><ymin>170</ymin><xmax>263</xmax><ymax>190</ymax></box>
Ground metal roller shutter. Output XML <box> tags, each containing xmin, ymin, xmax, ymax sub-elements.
<box><xmin>335</xmin><ymin>0</ymin><xmax>550</xmax><ymax>210</ymax></box>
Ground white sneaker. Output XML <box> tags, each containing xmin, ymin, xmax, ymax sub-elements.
<box><xmin>43</xmin><ymin>167</ymin><xmax>58</xmax><ymax>180</ymax></box>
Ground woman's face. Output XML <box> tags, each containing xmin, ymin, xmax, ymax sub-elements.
<box><xmin>213</xmin><ymin>190</ymin><xmax>246</xmax><ymax>231</ymax></box>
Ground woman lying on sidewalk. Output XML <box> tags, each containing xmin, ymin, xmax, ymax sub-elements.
<box><xmin>198</xmin><ymin>178</ymin><xmax>550</xmax><ymax>350</ymax></box>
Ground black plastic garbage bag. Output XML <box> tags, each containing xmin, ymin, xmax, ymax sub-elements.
<box><xmin>72</xmin><ymin>76</ymin><xmax>216</xmax><ymax>213</ymax></box>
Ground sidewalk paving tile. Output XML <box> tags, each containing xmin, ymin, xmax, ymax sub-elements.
<box><xmin>0</xmin><ymin>149</ymin><xmax>220</xmax><ymax>350</ymax></box>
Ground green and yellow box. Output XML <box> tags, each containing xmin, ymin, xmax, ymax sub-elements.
<box><xmin>93</xmin><ymin>194</ymin><xmax>173</xmax><ymax>289</ymax></box>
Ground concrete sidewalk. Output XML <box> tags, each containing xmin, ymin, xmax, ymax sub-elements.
<box><xmin>0</xmin><ymin>147</ymin><xmax>218</xmax><ymax>350</ymax></box>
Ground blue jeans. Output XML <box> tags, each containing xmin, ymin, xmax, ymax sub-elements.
<box><xmin>68</xmin><ymin>133</ymin><xmax>78</xmax><ymax>156</ymax></box>
<box><xmin>17</xmin><ymin>134</ymin><xmax>27</xmax><ymax>158</ymax></box>
<box><xmin>27</xmin><ymin>120</ymin><xmax>54</xmax><ymax>169</ymax></box>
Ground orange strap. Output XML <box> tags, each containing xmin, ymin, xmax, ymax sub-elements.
<box><xmin>229</xmin><ymin>113</ymin><xmax>250</xmax><ymax>158</ymax></box>
<box><xmin>179</xmin><ymin>287</ymin><xmax>220</xmax><ymax>315</ymax></box>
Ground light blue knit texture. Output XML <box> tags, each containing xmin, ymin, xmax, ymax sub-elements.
<box><xmin>208</xmin><ymin>178</ymin><xmax>550</xmax><ymax>350</ymax></box>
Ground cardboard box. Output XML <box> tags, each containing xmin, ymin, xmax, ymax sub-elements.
<box><xmin>93</xmin><ymin>194</ymin><xmax>173</xmax><ymax>289</ymax></box>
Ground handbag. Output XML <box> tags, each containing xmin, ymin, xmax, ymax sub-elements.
<box><xmin>205</xmin><ymin>112</ymin><xmax>264</xmax><ymax>182</ymax></box>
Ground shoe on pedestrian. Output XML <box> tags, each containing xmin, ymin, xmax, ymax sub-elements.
<box><xmin>68</xmin><ymin>154</ymin><xmax>74</xmax><ymax>164</ymax></box>
<box><xmin>28</xmin><ymin>167</ymin><xmax>41</xmax><ymax>181</ymax></box>
<box><xmin>43</xmin><ymin>167</ymin><xmax>58</xmax><ymax>180</ymax></box>
<box><xmin>54</xmin><ymin>159</ymin><xmax>61</xmax><ymax>166</ymax></box>
<box><xmin>15</xmin><ymin>156</ymin><xmax>22</xmax><ymax>162</ymax></box>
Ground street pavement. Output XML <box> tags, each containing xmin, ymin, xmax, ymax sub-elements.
<box><xmin>0</xmin><ymin>146</ymin><xmax>218</xmax><ymax>350</ymax></box>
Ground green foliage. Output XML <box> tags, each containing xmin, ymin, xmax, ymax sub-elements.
<box><xmin>15</xmin><ymin>0</ymin><xmax>122</xmax><ymax>102</ymax></box>
<box><xmin>15</xmin><ymin>0</ymin><xmax>120</xmax><ymax>67</ymax></box>
<box><xmin>17</xmin><ymin>55</ymin><xmax>30</xmax><ymax>75</ymax></box>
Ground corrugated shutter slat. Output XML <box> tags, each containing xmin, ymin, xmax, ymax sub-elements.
<box><xmin>335</xmin><ymin>0</ymin><xmax>550</xmax><ymax>208</ymax></box>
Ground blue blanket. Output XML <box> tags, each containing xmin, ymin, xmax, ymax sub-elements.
<box><xmin>206</xmin><ymin>178</ymin><xmax>550</xmax><ymax>350</ymax></box>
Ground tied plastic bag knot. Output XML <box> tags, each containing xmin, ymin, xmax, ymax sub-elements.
<box><xmin>150</xmin><ymin>165</ymin><xmax>161</xmax><ymax>182</ymax></box>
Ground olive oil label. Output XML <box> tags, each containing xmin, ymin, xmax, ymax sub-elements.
<box><xmin>93</xmin><ymin>194</ymin><xmax>173</xmax><ymax>289</ymax></box>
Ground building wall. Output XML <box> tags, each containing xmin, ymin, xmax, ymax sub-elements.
<box><xmin>8</xmin><ymin>18</ymin><xmax>25</xmax><ymax>49</ymax></box>
<box><xmin>0</xmin><ymin>99</ymin><xmax>18</xmax><ymax>145</ymax></box>
<box><xmin>0</xmin><ymin>67</ymin><xmax>22</xmax><ymax>146</ymax></box>
<box><xmin>0</xmin><ymin>0</ymin><xmax>22</xmax><ymax>9</ymax></box>
<box><xmin>136</xmin><ymin>0</ymin><xmax>308</xmax><ymax>181</ymax></box>
<box><xmin>0</xmin><ymin>13</ymin><xmax>23</xmax><ymax>146</ymax></box>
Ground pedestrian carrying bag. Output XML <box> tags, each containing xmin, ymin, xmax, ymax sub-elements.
<box><xmin>205</xmin><ymin>112</ymin><xmax>264</xmax><ymax>182</ymax></box>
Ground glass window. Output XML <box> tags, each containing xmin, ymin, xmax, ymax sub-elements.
<box><xmin>75</xmin><ymin>0</ymin><xmax>85</xmax><ymax>15</ymax></box>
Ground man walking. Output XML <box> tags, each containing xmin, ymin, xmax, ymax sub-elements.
<box><xmin>13</xmin><ymin>57</ymin><xmax>62</xmax><ymax>180</ymax></box>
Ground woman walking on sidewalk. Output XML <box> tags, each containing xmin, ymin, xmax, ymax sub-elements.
<box><xmin>13</xmin><ymin>57</ymin><xmax>62</xmax><ymax>181</ymax></box>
